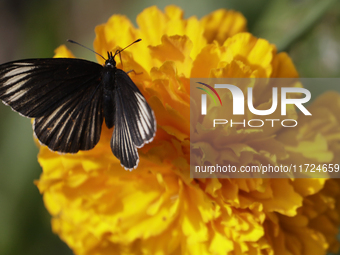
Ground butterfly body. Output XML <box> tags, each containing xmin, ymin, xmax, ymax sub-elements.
<box><xmin>102</xmin><ymin>57</ymin><xmax>116</xmax><ymax>129</ymax></box>
<box><xmin>0</xmin><ymin>47</ymin><xmax>156</xmax><ymax>170</ymax></box>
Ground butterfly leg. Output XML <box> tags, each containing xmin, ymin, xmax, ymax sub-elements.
<box><xmin>126</xmin><ymin>70</ymin><xmax>143</xmax><ymax>75</ymax></box>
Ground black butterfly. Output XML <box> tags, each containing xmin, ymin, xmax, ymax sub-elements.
<box><xmin>0</xmin><ymin>39</ymin><xmax>156</xmax><ymax>170</ymax></box>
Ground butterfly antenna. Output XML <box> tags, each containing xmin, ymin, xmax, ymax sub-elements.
<box><xmin>113</xmin><ymin>39</ymin><xmax>142</xmax><ymax>58</ymax></box>
<box><xmin>67</xmin><ymin>39</ymin><xmax>106</xmax><ymax>60</ymax></box>
<box><xmin>113</xmin><ymin>39</ymin><xmax>141</xmax><ymax>69</ymax></box>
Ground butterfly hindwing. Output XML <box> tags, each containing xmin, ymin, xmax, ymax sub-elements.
<box><xmin>0</xmin><ymin>58</ymin><xmax>104</xmax><ymax>153</ymax></box>
<box><xmin>110</xmin><ymin>99</ymin><xmax>139</xmax><ymax>169</ymax></box>
<box><xmin>110</xmin><ymin>69</ymin><xmax>156</xmax><ymax>169</ymax></box>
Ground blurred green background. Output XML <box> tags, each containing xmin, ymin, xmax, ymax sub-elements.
<box><xmin>0</xmin><ymin>0</ymin><xmax>339</xmax><ymax>254</ymax></box>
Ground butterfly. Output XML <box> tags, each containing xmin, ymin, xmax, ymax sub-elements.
<box><xmin>0</xmin><ymin>39</ymin><xmax>156</xmax><ymax>170</ymax></box>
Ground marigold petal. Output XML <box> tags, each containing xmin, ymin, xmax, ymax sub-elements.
<box><xmin>137</xmin><ymin>6</ymin><xmax>167</xmax><ymax>46</ymax></box>
<box><xmin>259</xmin><ymin>179</ymin><xmax>303</xmax><ymax>216</ymax></box>
<box><xmin>224</xmin><ymin>33</ymin><xmax>275</xmax><ymax>77</ymax></box>
<box><xmin>53</xmin><ymin>45</ymin><xmax>75</xmax><ymax>58</ymax></box>
<box><xmin>271</xmin><ymin>52</ymin><xmax>299</xmax><ymax>78</ymax></box>
<box><xmin>164</xmin><ymin>5</ymin><xmax>184</xmax><ymax>20</ymax></box>
<box><xmin>149</xmin><ymin>35</ymin><xmax>193</xmax><ymax>77</ymax></box>
<box><xmin>94</xmin><ymin>15</ymin><xmax>138</xmax><ymax>63</ymax></box>
<box><xmin>201</xmin><ymin>9</ymin><xmax>247</xmax><ymax>44</ymax></box>
<box><xmin>191</xmin><ymin>44</ymin><xmax>221</xmax><ymax>77</ymax></box>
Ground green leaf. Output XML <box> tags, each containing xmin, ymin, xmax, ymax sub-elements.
<box><xmin>251</xmin><ymin>0</ymin><xmax>338</xmax><ymax>52</ymax></box>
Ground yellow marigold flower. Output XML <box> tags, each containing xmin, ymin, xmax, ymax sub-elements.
<box><xmin>35</xmin><ymin>5</ymin><xmax>340</xmax><ymax>255</ymax></box>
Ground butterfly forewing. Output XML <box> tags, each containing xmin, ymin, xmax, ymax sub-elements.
<box><xmin>0</xmin><ymin>58</ymin><xmax>105</xmax><ymax>153</ymax></box>
<box><xmin>110</xmin><ymin>70</ymin><xmax>156</xmax><ymax>169</ymax></box>
<box><xmin>0</xmin><ymin>58</ymin><xmax>103</xmax><ymax>117</ymax></box>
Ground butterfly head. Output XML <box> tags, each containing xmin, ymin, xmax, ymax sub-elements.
<box><xmin>67</xmin><ymin>39</ymin><xmax>141</xmax><ymax>68</ymax></box>
<box><xmin>105</xmin><ymin>51</ymin><xmax>117</xmax><ymax>68</ymax></box>
<box><xmin>105</xmin><ymin>39</ymin><xmax>142</xmax><ymax>67</ymax></box>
